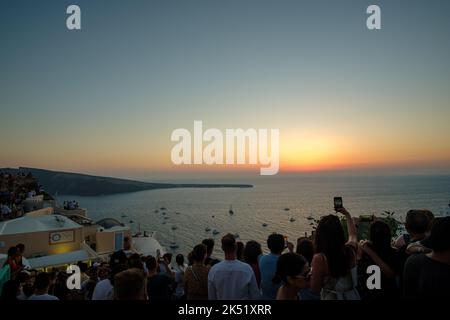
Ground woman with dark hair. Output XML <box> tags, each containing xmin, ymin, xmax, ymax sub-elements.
<box><xmin>310</xmin><ymin>207</ymin><xmax>360</xmax><ymax>300</ymax></box>
<box><xmin>3</xmin><ymin>247</ymin><xmax>23</xmax><ymax>280</ymax></box>
<box><xmin>173</xmin><ymin>254</ymin><xmax>187</xmax><ymax>300</ymax></box>
<box><xmin>243</xmin><ymin>240</ymin><xmax>263</xmax><ymax>287</ymax></box>
<box><xmin>184</xmin><ymin>244</ymin><xmax>209</xmax><ymax>300</ymax></box>
<box><xmin>273</xmin><ymin>253</ymin><xmax>309</xmax><ymax>300</ymax></box>
<box><xmin>357</xmin><ymin>220</ymin><xmax>400</xmax><ymax>300</ymax></box>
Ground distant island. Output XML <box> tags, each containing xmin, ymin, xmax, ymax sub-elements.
<box><xmin>0</xmin><ymin>167</ymin><xmax>253</xmax><ymax>196</ymax></box>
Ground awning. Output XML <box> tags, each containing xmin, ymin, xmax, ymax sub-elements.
<box><xmin>27</xmin><ymin>249</ymin><xmax>97</xmax><ymax>269</ymax></box>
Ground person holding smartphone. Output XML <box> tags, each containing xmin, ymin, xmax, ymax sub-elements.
<box><xmin>309</xmin><ymin>200</ymin><xmax>361</xmax><ymax>300</ymax></box>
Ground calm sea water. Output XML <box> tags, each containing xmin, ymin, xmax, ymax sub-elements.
<box><xmin>57</xmin><ymin>175</ymin><xmax>450</xmax><ymax>257</ymax></box>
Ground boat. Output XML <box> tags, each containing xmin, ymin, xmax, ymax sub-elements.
<box><xmin>162</xmin><ymin>221</ymin><xmax>166</xmax><ymax>225</ymax></box>
<box><xmin>162</xmin><ymin>212</ymin><xmax>166</xmax><ymax>215</ymax></box>
<box><xmin>154</xmin><ymin>209</ymin><xmax>159</xmax><ymax>213</ymax></box>
<box><xmin>120</xmin><ymin>214</ymin><xmax>127</xmax><ymax>218</ymax></box>
<box><xmin>163</xmin><ymin>216</ymin><xmax>169</xmax><ymax>220</ymax></box>
<box><xmin>129</xmin><ymin>220</ymin><xmax>134</xmax><ymax>223</ymax></box>
<box><xmin>284</xmin><ymin>208</ymin><xmax>290</xmax><ymax>211</ymax></box>
<box><xmin>205</xmin><ymin>227</ymin><xmax>211</xmax><ymax>232</ymax></box>
<box><xmin>262</xmin><ymin>223</ymin><xmax>268</xmax><ymax>227</ymax></box>
<box><xmin>306</xmin><ymin>215</ymin><xmax>314</xmax><ymax>221</ymax></box>
<box><xmin>171</xmin><ymin>226</ymin><xmax>177</xmax><ymax>230</ymax></box>
<box><xmin>160</xmin><ymin>207</ymin><xmax>166</xmax><ymax>210</ymax></box>
<box><xmin>132</xmin><ymin>231</ymin><xmax>166</xmax><ymax>257</ymax></box>
<box><xmin>212</xmin><ymin>229</ymin><xmax>220</xmax><ymax>235</ymax></box>
<box><xmin>175</xmin><ymin>212</ymin><xmax>180</xmax><ymax>215</ymax></box>
<box><xmin>170</xmin><ymin>242</ymin><xmax>179</xmax><ymax>249</ymax></box>
<box><xmin>289</xmin><ymin>217</ymin><xmax>296</xmax><ymax>222</ymax></box>
<box><xmin>229</xmin><ymin>205</ymin><xmax>234</xmax><ymax>215</ymax></box>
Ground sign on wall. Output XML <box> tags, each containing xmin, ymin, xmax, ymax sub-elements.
<box><xmin>49</xmin><ymin>230</ymin><xmax>74</xmax><ymax>244</ymax></box>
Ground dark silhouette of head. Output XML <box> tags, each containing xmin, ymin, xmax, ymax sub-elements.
<box><xmin>34</xmin><ymin>272</ymin><xmax>51</xmax><ymax>292</ymax></box>
<box><xmin>267</xmin><ymin>233</ymin><xmax>285</xmax><ymax>255</ymax></box>
<box><xmin>405</xmin><ymin>210</ymin><xmax>432</xmax><ymax>237</ymax></box>
<box><xmin>114</xmin><ymin>268</ymin><xmax>146</xmax><ymax>300</ymax></box>
<box><xmin>296</xmin><ymin>237</ymin><xmax>314</xmax><ymax>265</ymax></box>
<box><xmin>314</xmin><ymin>214</ymin><xmax>351</xmax><ymax>278</ymax></box>
<box><xmin>109</xmin><ymin>250</ymin><xmax>127</xmax><ymax>268</ymax></box>
<box><xmin>109</xmin><ymin>264</ymin><xmax>128</xmax><ymax>286</ymax></box>
<box><xmin>7</xmin><ymin>246</ymin><xmax>19</xmax><ymax>260</ymax></box>
<box><xmin>202</xmin><ymin>238</ymin><xmax>215</xmax><ymax>257</ymax></box>
<box><xmin>145</xmin><ymin>256</ymin><xmax>157</xmax><ymax>272</ymax></box>
<box><xmin>176</xmin><ymin>254</ymin><xmax>184</xmax><ymax>266</ymax></box>
<box><xmin>191</xmin><ymin>244</ymin><xmax>207</xmax><ymax>263</ymax></box>
<box><xmin>16</xmin><ymin>243</ymin><xmax>25</xmax><ymax>254</ymax></box>
<box><xmin>128</xmin><ymin>253</ymin><xmax>144</xmax><ymax>270</ymax></box>
<box><xmin>369</xmin><ymin>220</ymin><xmax>392</xmax><ymax>256</ymax></box>
<box><xmin>243</xmin><ymin>240</ymin><xmax>262</xmax><ymax>265</ymax></box>
<box><xmin>273</xmin><ymin>253</ymin><xmax>308</xmax><ymax>289</ymax></box>
<box><xmin>422</xmin><ymin>217</ymin><xmax>450</xmax><ymax>253</ymax></box>
<box><xmin>221</xmin><ymin>234</ymin><xmax>237</xmax><ymax>255</ymax></box>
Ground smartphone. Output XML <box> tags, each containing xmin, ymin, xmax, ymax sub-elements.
<box><xmin>334</xmin><ymin>197</ymin><xmax>343</xmax><ymax>210</ymax></box>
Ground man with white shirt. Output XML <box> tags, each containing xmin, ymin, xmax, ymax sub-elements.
<box><xmin>208</xmin><ymin>233</ymin><xmax>260</xmax><ymax>300</ymax></box>
<box><xmin>28</xmin><ymin>272</ymin><xmax>59</xmax><ymax>300</ymax></box>
<box><xmin>92</xmin><ymin>264</ymin><xmax>127</xmax><ymax>300</ymax></box>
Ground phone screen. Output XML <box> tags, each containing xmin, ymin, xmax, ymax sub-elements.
<box><xmin>334</xmin><ymin>197</ymin><xmax>343</xmax><ymax>209</ymax></box>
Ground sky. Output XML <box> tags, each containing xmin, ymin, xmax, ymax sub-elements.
<box><xmin>1</xmin><ymin>0</ymin><xmax>450</xmax><ymax>180</ymax></box>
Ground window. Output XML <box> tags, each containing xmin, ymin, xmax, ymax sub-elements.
<box><xmin>114</xmin><ymin>232</ymin><xmax>124</xmax><ymax>251</ymax></box>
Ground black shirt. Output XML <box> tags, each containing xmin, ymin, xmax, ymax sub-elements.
<box><xmin>147</xmin><ymin>274</ymin><xmax>173</xmax><ymax>301</ymax></box>
<box><xmin>357</xmin><ymin>247</ymin><xmax>401</xmax><ymax>300</ymax></box>
<box><xmin>403</xmin><ymin>254</ymin><xmax>450</xmax><ymax>300</ymax></box>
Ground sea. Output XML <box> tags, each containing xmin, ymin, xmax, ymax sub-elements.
<box><xmin>56</xmin><ymin>175</ymin><xmax>450</xmax><ymax>257</ymax></box>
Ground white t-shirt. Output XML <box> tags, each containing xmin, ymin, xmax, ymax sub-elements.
<box><xmin>172</xmin><ymin>264</ymin><xmax>187</xmax><ymax>297</ymax></box>
<box><xmin>208</xmin><ymin>259</ymin><xmax>260</xmax><ymax>300</ymax></box>
<box><xmin>28</xmin><ymin>294</ymin><xmax>59</xmax><ymax>300</ymax></box>
<box><xmin>92</xmin><ymin>279</ymin><xmax>113</xmax><ymax>300</ymax></box>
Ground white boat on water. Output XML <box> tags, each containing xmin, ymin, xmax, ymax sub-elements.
<box><xmin>132</xmin><ymin>231</ymin><xmax>165</xmax><ymax>257</ymax></box>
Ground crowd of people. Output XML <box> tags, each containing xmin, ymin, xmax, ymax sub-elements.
<box><xmin>63</xmin><ymin>200</ymin><xmax>80</xmax><ymax>210</ymax></box>
<box><xmin>1</xmin><ymin>207</ymin><xmax>449</xmax><ymax>300</ymax></box>
<box><xmin>0</xmin><ymin>171</ymin><xmax>43</xmax><ymax>220</ymax></box>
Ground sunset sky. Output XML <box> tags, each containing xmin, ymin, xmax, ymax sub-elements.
<box><xmin>1</xmin><ymin>0</ymin><xmax>450</xmax><ymax>180</ymax></box>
